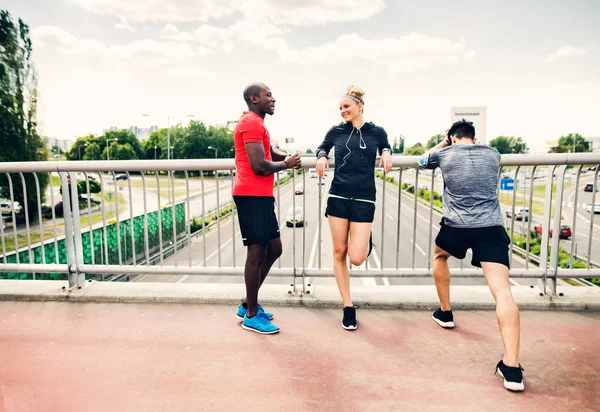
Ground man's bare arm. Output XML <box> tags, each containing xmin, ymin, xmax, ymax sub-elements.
<box><xmin>245</xmin><ymin>143</ymin><xmax>301</xmax><ymax>175</ymax></box>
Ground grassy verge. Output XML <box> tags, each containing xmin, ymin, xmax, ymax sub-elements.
<box><xmin>532</xmin><ymin>183</ymin><xmax>573</xmax><ymax>199</ymax></box>
<box><xmin>101</xmin><ymin>192</ymin><xmax>127</xmax><ymax>204</ymax></box>
<box><xmin>190</xmin><ymin>203</ymin><xmax>235</xmax><ymax>232</ymax></box>
<box><xmin>498</xmin><ymin>193</ymin><xmax>548</xmax><ymax>217</ymax></box>
<box><xmin>376</xmin><ymin>171</ymin><xmax>443</xmax><ymax>208</ymax></box>
<box><xmin>51</xmin><ymin>175</ymin><xmax>61</xmax><ymax>187</ymax></box>
<box><xmin>1</xmin><ymin>230</ymin><xmax>55</xmax><ymax>252</ymax></box>
<box><xmin>510</xmin><ymin>231</ymin><xmax>591</xmax><ymax>270</ymax></box>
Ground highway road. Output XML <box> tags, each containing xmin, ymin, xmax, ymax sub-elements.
<box><xmin>135</xmin><ymin>171</ymin><xmax>538</xmax><ymax>288</ymax></box>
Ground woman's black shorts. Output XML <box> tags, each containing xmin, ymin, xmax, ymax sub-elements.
<box><xmin>325</xmin><ymin>197</ymin><xmax>375</xmax><ymax>223</ymax></box>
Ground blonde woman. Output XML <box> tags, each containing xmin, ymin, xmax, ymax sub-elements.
<box><xmin>315</xmin><ymin>86</ymin><xmax>392</xmax><ymax>330</ymax></box>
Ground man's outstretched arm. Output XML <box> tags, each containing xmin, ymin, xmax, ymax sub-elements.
<box><xmin>419</xmin><ymin>132</ymin><xmax>449</xmax><ymax>169</ymax></box>
<box><xmin>246</xmin><ymin>143</ymin><xmax>301</xmax><ymax>176</ymax></box>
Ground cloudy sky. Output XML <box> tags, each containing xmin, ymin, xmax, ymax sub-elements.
<box><xmin>5</xmin><ymin>0</ymin><xmax>600</xmax><ymax>152</ymax></box>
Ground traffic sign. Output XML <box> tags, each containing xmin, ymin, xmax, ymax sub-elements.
<box><xmin>500</xmin><ymin>178</ymin><xmax>514</xmax><ymax>191</ymax></box>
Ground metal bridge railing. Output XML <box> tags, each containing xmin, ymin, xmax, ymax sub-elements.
<box><xmin>1</xmin><ymin>154</ymin><xmax>599</xmax><ymax>295</ymax></box>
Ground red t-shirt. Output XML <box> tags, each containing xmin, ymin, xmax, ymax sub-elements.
<box><xmin>232</xmin><ymin>111</ymin><xmax>274</xmax><ymax>197</ymax></box>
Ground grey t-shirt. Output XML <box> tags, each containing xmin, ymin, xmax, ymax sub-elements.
<box><xmin>419</xmin><ymin>144</ymin><xmax>503</xmax><ymax>228</ymax></box>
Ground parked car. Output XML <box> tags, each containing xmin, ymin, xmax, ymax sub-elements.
<box><xmin>286</xmin><ymin>207</ymin><xmax>304</xmax><ymax>227</ymax></box>
<box><xmin>295</xmin><ymin>184</ymin><xmax>304</xmax><ymax>195</ymax></box>
<box><xmin>584</xmin><ymin>184</ymin><xmax>598</xmax><ymax>192</ymax></box>
<box><xmin>586</xmin><ymin>203</ymin><xmax>600</xmax><ymax>213</ymax></box>
<box><xmin>505</xmin><ymin>207</ymin><xmax>530</xmax><ymax>221</ymax></box>
<box><xmin>0</xmin><ymin>201</ymin><xmax>22</xmax><ymax>216</ymax></box>
<box><xmin>115</xmin><ymin>174</ymin><xmax>128</xmax><ymax>181</ymax></box>
<box><xmin>534</xmin><ymin>224</ymin><xmax>572</xmax><ymax>239</ymax></box>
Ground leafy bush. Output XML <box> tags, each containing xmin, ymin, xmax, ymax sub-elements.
<box><xmin>190</xmin><ymin>203</ymin><xmax>235</xmax><ymax>232</ymax></box>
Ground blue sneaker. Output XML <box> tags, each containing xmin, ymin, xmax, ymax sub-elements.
<box><xmin>236</xmin><ymin>303</ymin><xmax>273</xmax><ymax>321</ymax></box>
<box><xmin>242</xmin><ymin>312</ymin><xmax>280</xmax><ymax>335</ymax></box>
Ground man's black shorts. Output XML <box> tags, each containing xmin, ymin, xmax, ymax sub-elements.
<box><xmin>435</xmin><ymin>224</ymin><xmax>510</xmax><ymax>268</ymax></box>
<box><xmin>325</xmin><ymin>196</ymin><xmax>375</xmax><ymax>223</ymax></box>
<box><xmin>233</xmin><ymin>196</ymin><xmax>280</xmax><ymax>246</ymax></box>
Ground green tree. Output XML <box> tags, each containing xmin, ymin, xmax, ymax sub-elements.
<box><xmin>406</xmin><ymin>143</ymin><xmax>425</xmax><ymax>156</ymax></box>
<box><xmin>490</xmin><ymin>136</ymin><xmax>528</xmax><ymax>154</ymax></box>
<box><xmin>306</xmin><ymin>148</ymin><xmax>314</xmax><ymax>154</ymax></box>
<box><xmin>144</xmin><ymin>129</ymin><xmax>165</xmax><ymax>159</ymax></box>
<box><xmin>0</xmin><ymin>10</ymin><xmax>48</xmax><ymax>222</ymax></box>
<box><xmin>427</xmin><ymin>134</ymin><xmax>444</xmax><ymax>149</ymax></box>
<box><xmin>554</xmin><ymin>133</ymin><xmax>589</xmax><ymax>153</ymax></box>
<box><xmin>70</xmin><ymin>129</ymin><xmax>145</xmax><ymax>160</ymax></box>
<box><xmin>393</xmin><ymin>136</ymin><xmax>405</xmax><ymax>154</ymax></box>
<box><xmin>101</xmin><ymin>142</ymin><xmax>137</xmax><ymax>161</ymax></box>
<box><xmin>83</xmin><ymin>141</ymin><xmax>100</xmax><ymax>161</ymax></box>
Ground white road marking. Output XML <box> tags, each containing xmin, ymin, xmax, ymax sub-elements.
<box><xmin>411</xmin><ymin>238</ymin><xmax>427</xmax><ymax>256</ymax></box>
<box><xmin>386</xmin><ymin>212</ymin><xmax>394</xmax><ymax>221</ymax></box>
<box><xmin>177</xmin><ymin>231</ymin><xmax>241</xmax><ymax>283</ymax></box>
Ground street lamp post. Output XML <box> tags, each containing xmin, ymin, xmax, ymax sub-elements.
<box><xmin>208</xmin><ymin>146</ymin><xmax>218</xmax><ymax>159</ymax></box>
<box><xmin>80</xmin><ymin>142</ymin><xmax>89</xmax><ymax>160</ymax></box>
<box><xmin>170</xmin><ymin>146</ymin><xmax>175</xmax><ymax>159</ymax></box>
<box><xmin>154</xmin><ymin>146</ymin><xmax>157</xmax><ymax>160</ymax></box>
<box><xmin>106</xmin><ymin>138</ymin><xmax>118</xmax><ymax>161</ymax></box>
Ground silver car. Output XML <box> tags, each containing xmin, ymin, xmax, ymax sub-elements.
<box><xmin>286</xmin><ymin>207</ymin><xmax>304</xmax><ymax>227</ymax></box>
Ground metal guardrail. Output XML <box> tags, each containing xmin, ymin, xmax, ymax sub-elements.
<box><xmin>0</xmin><ymin>154</ymin><xmax>599</xmax><ymax>295</ymax></box>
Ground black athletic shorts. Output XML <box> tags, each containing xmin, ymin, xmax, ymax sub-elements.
<box><xmin>435</xmin><ymin>224</ymin><xmax>511</xmax><ymax>268</ymax></box>
<box><xmin>325</xmin><ymin>196</ymin><xmax>375</xmax><ymax>223</ymax></box>
<box><xmin>233</xmin><ymin>196</ymin><xmax>280</xmax><ymax>246</ymax></box>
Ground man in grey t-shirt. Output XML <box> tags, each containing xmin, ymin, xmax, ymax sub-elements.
<box><xmin>419</xmin><ymin>119</ymin><xmax>525</xmax><ymax>392</ymax></box>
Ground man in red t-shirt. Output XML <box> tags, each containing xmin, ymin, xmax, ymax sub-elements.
<box><xmin>233</xmin><ymin>82</ymin><xmax>301</xmax><ymax>335</ymax></box>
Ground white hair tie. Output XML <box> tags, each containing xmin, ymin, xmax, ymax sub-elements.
<box><xmin>343</xmin><ymin>95</ymin><xmax>362</xmax><ymax>105</ymax></box>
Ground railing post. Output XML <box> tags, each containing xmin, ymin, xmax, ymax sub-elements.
<box><xmin>538</xmin><ymin>166</ymin><xmax>556</xmax><ymax>294</ymax></box>
<box><xmin>60</xmin><ymin>173</ymin><xmax>78</xmax><ymax>288</ymax></box>
<box><xmin>68</xmin><ymin>172</ymin><xmax>86</xmax><ymax>288</ymax></box>
<box><xmin>548</xmin><ymin>165</ymin><xmax>567</xmax><ymax>295</ymax></box>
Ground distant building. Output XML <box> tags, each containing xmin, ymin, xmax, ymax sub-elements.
<box><xmin>102</xmin><ymin>126</ymin><xmax>158</xmax><ymax>140</ymax></box>
<box><xmin>450</xmin><ymin>106</ymin><xmax>487</xmax><ymax>144</ymax></box>
<box><xmin>128</xmin><ymin>126</ymin><xmax>158</xmax><ymax>140</ymax></box>
<box><xmin>44</xmin><ymin>137</ymin><xmax>71</xmax><ymax>152</ymax></box>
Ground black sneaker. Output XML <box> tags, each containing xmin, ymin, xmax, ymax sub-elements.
<box><xmin>495</xmin><ymin>360</ymin><xmax>525</xmax><ymax>392</ymax></box>
<box><xmin>432</xmin><ymin>307</ymin><xmax>455</xmax><ymax>328</ymax></box>
<box><xmin>342</xmin><ymin>306</ymin><xmax>358</xmax><ymax>330</ymax></box>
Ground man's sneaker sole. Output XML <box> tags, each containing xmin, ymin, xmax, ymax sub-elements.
<box><xmin>496</xmin><ymin>367</ymin><xmax>525</xmax><ymax>392</ymax></box>
<box><xmin>236</xmin><ymin>313</ymin><xmax>273</xmax><ymax>321</ymax></box>
<box><xmin>432</xmin><ymin>314</ymin><xmax>455</xmax><ymax>328</ymax></box>
<box><xmin>341</xmin><ymin>321</ymin><xmax>357</xmax><ymax>331</ymax></box>
<box><xmin>241</xmin><ymin>323</ymin><xmax>280</xmax><ymax>335</ymax></box>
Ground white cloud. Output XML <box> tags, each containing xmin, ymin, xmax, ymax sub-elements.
<box><xmin>239</xmin><ymin>0</ymin><xmax>385</xmax><ymax>26</ymax></box>
<box><xmin>114</xmin><ymin>23</ymin><xmax>136</xmax><ymax>32</ymax></box>
<box><xmin>67</xmin><ymin>0</ymin><xmax>240</xmax><ymax>23</ymax></box>
<box><xmin>32</xmin><ymin>26</ymin><xmax>106</xmax><ymax>55</ymax></box>
<box><xmin>32</xmin><ymin>26</ymin><xmax>198</xmax><ymax>61</ymax></box>
<box><xmin>546</xmin><ymin>46</ymin><xmax>586</xmax><ymax>62</ymax></box>
<box><xmin>67</xmin><ymin>0</ymin><xmax>384</xmax><ymax>25</ymax></box>
<box><xmin>162</xmin><ymin>21</ymin><xmax>286</xmax><ymax>52</ymax></box>
<box><xmin>162</xmin><ymin>24</ymin><xmax>179</xmax><ymax>35</ymax></box>
<box><xmin>278</xmin><ymin>33</ymin><xmax>476</xmax><ymax>72</ymax></box>
<box><xmin>164</xmin><ymin>66</ymin><xmax>217</xmax><ymax>79</ymax></box>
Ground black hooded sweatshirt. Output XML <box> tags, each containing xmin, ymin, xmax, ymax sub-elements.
<box><xmin>315</xmin><ymin>121</ymin><xmax>391</xmax><ymax>202</ymax></box>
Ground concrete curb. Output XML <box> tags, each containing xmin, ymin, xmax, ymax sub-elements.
<box><xmin>1</xmin><ymin>280</ymin><xmax>599</xmax><ymax>311</ymax></box>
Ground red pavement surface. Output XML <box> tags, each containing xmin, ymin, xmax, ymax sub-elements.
<box><xmin>0</xmin><ymin>302</ymin><xmax>598</xmax><ymax>412</ymax></box>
